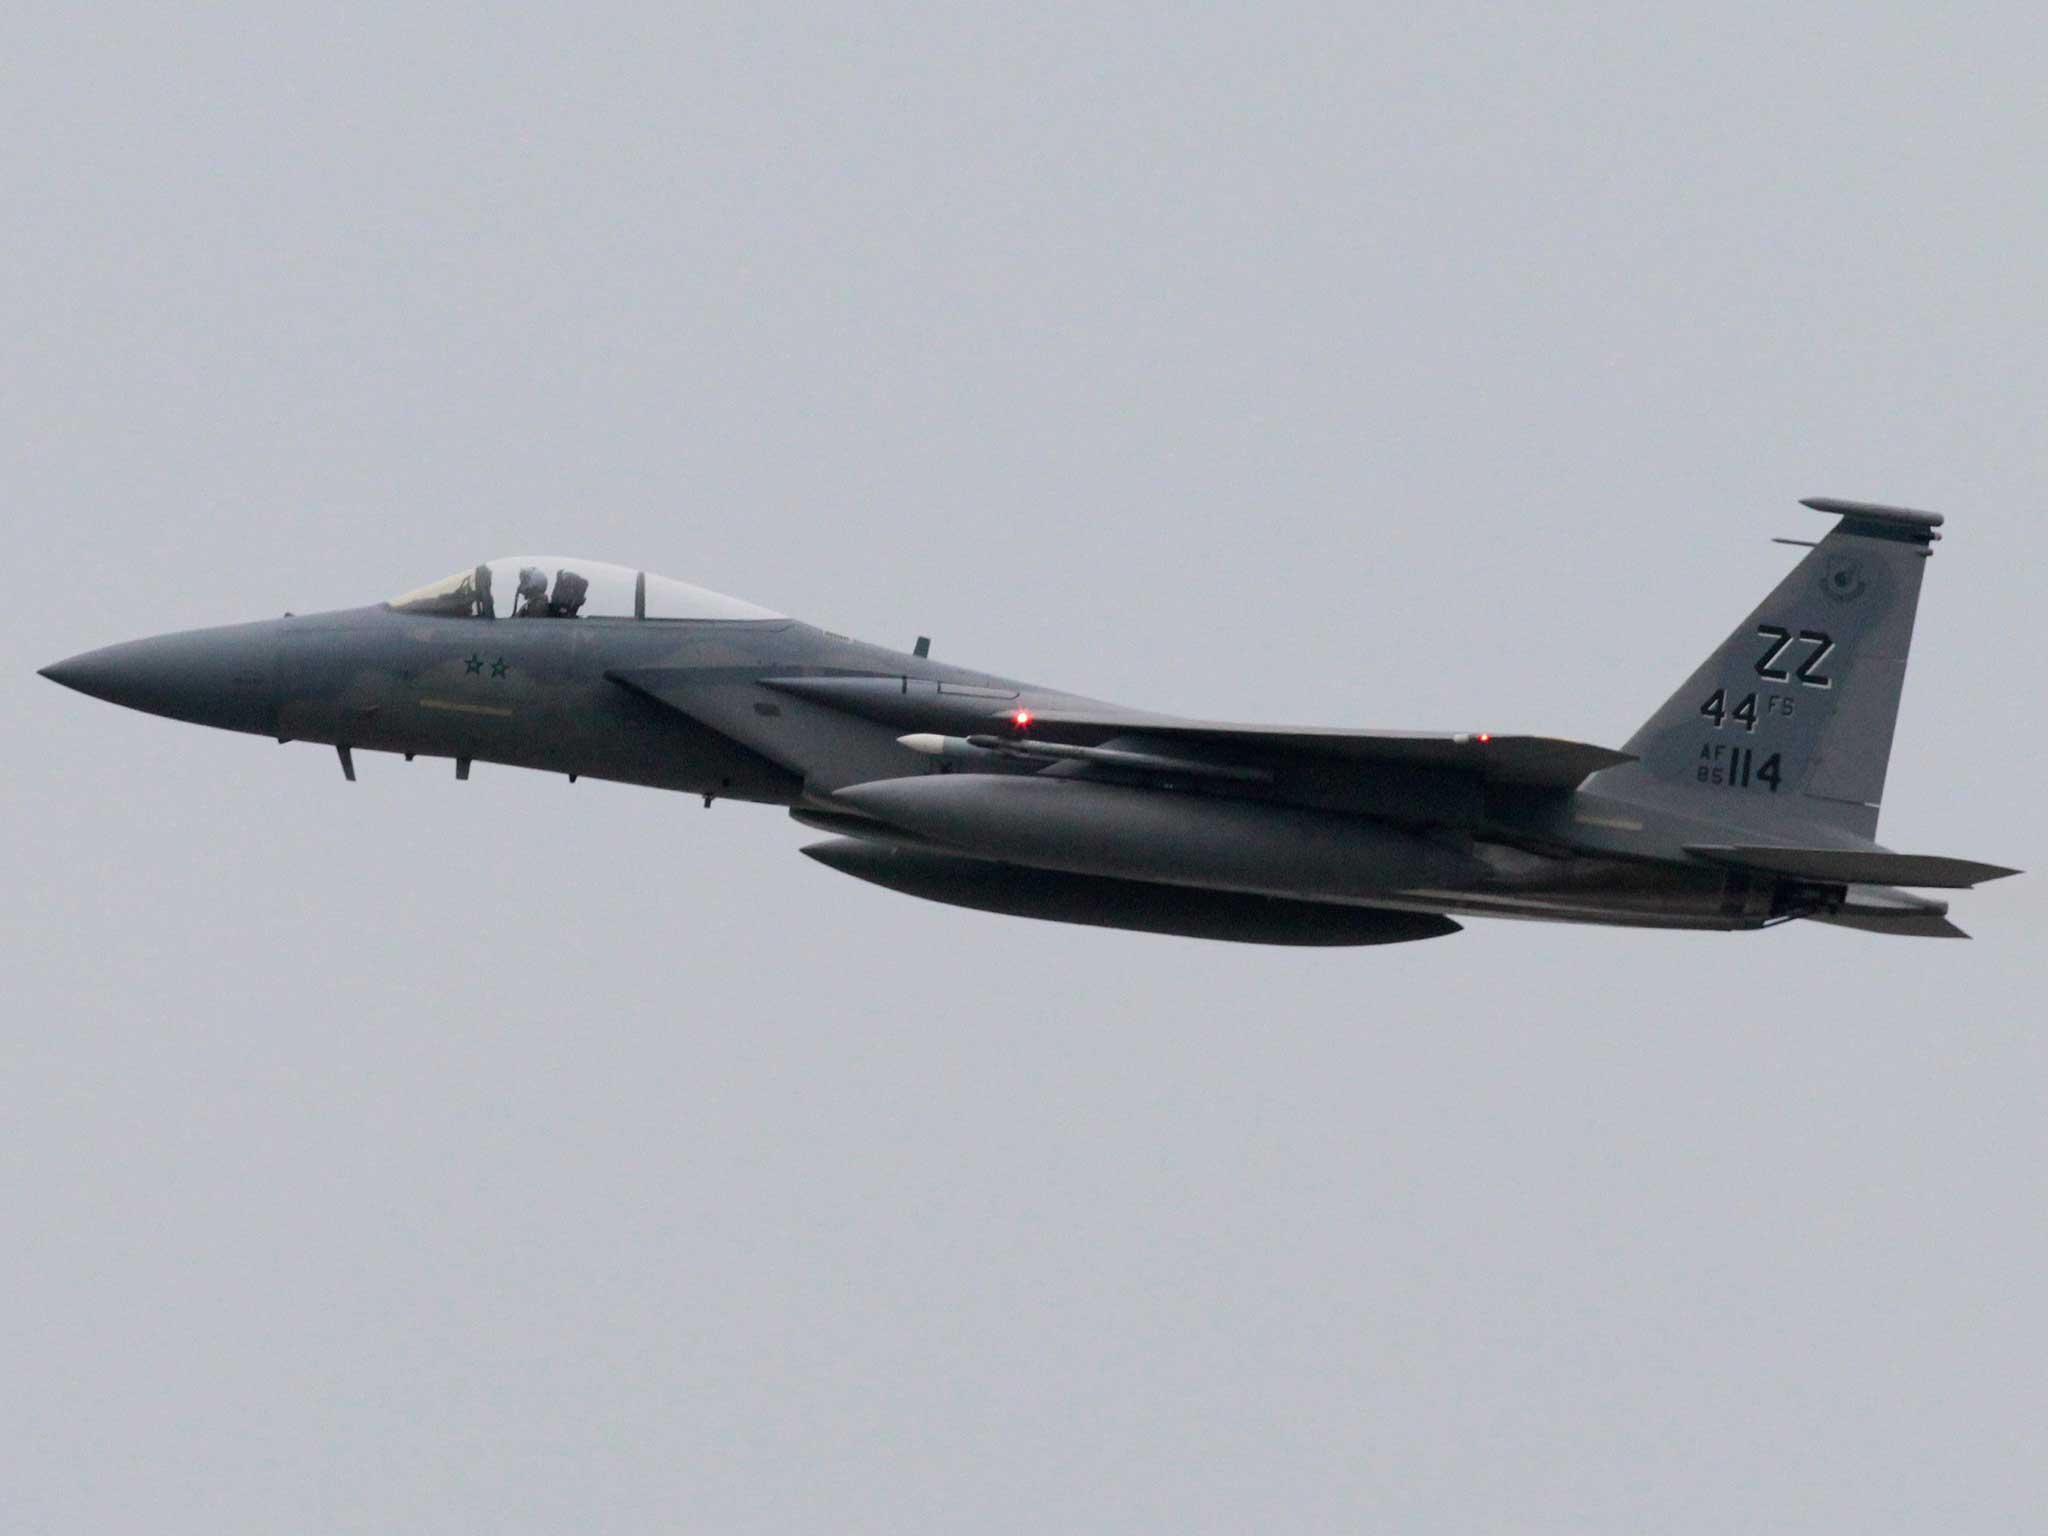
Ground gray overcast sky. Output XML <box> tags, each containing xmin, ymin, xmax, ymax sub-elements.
<box><xmin>5</xmin><ymin>4</ymin><xmax>2045</xmax><ymax>1532</ymax></box>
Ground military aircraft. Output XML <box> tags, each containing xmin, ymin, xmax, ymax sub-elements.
<box><xmin>40</xmin><ymin>497</ymin><xmax>2016</xmax><ymax>944</ymax></box>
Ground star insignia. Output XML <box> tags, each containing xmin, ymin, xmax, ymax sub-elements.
<box><xmin>464</xmin><ymin>653</ymin><xmax>483</xmax><ymax>674</ymax></box>
<box><xmin>490</xmin><ymin>657</ymin><xmax>509</xmax><ymax>678</ymax></box>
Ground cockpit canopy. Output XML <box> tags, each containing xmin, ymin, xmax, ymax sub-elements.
<box><xmin>388</xmin><ymin>558</ymin><xmax>784</xmax><ymax>622</ymax></box>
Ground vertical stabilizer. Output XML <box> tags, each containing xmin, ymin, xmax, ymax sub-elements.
<box><xmin>1585</xmin><ymin>498</ymin><xmax>1942</xmax><ymax>840</ymax></box>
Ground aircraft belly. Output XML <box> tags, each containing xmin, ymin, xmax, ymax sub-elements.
<box><xmin>1410</xmin><ymin>846</ymin><xmax>1772</xmax><ymax>929</ymax></box>
<box><xmin>1411</xmin><ymin>891</ymin><xmax>1760</xmax><ymax>931</ymax></box>
<box><xmin>826</xmin><ymin>774</ymin><xmax>1773</xmax><ymax>928</ymax></box>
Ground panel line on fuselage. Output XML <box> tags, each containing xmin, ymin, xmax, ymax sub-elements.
<box><xmin>419</xmin><ymin>698</ymin><xmax>515</xmax><ymax>718</ymax></box>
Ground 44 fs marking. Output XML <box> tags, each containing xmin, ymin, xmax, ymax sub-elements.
<box><xmin>1698</xmin><ymin>688</ymin><xmax>1797</xmax><ymax>731</ymax></box>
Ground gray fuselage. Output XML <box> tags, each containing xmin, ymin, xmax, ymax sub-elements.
<box><xmin>42</xmin><ymin>602</ymin><xmax>1768</xmax><ymax>935</ymax></box>
<box><xmin>49</xmin><ymin>504</ymin><xmax>2003</xmax><ymax>945</ymax></box>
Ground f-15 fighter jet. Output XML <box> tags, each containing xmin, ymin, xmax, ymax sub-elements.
<box><xmin>41</xmin><ymin>498</ymin><xmax>2016</xmax><ymax>944</ymax></box>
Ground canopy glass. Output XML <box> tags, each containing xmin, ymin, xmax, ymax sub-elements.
<box><xmin>388</xmin><ymin>558</ymin><xmax>783</xmax><ymax>622</ymax></box>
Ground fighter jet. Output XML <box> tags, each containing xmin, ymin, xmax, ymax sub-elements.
<box><xmin>40</xmin><ymin>498</ymin><xmax>2016</xmax><ymax>944</ymax></box>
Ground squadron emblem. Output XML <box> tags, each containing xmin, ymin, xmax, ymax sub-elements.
<box><xmin>1818</xmin><ymin>553</ymin><xmax>1867</xmax><ymax>603</ymax></box>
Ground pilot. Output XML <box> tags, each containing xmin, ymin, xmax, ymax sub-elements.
<box><xmin>549</xmin><ymin>569</ymin><xmax>590</xmax><ymax>618</ymax></box>
<box><xmin>515</xmin><ymin>566</ymin><xmax>550</xmax><ymax>617</ymax></box>
<box><xmin>471</xmin><ymin>562</ymin><xmax>495</xmax><ymax>619</ymax></box>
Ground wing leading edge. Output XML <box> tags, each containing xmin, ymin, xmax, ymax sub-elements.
<box><xmin>1006</xmin><ymin>710</ymin><xmax>1634</xmax><ymax>792</ymax></box>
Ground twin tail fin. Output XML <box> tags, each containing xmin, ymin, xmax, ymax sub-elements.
<box><xmin>1586</xmin><ymin>498</ymin><xmax>1944</xmax><ymax>841</ymax></box>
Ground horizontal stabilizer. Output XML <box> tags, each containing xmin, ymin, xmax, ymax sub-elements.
<box><xmin>1808</xmin><ymin>910</ymin><xmax>1970</xmax><ymax>939</ymax></box>
<box><xmin>1807</xmin><ymin>882</ymin><xmax>1967</xmax><ymax>937</ymax></box>
<box><xmin>1685</xmin><ymin>844</ymin><xmax>2019</xmax><ymax>889</ymax></box>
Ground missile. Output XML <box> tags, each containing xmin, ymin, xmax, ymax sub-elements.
<box><xmin>897</xmin><ymin>732</ymin><xmax>1270</xmax><ymax>783</ymax></box>
<box><xmin>896</xmin><ymin>732</ymin><xmax>998</xmax><ymax>765</ymax></box>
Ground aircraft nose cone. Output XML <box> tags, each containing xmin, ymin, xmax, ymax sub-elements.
<box><xmin>39</xmin><ymin>621</ymin><xmax>285</xmax><ymax>735</ymax></box>
<box><xmin>40</xmin><ymin>646</ymin><xmax>157</xmax><ymax>704</ymax></box>
<box><xmin>38</xmin><ymin>656</ymin><xmax>88</xmax><ymax>690</ymax></box>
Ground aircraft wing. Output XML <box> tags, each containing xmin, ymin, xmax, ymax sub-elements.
<box><xmin>618</xmin><ymin>669</ymin><xmax>1633</xmax><ymax>795</ymax></box>
<box><xmin>1006</xmin><ymin>710</ymin><xmax>1634</xmax><ymax>791</ymax></box>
